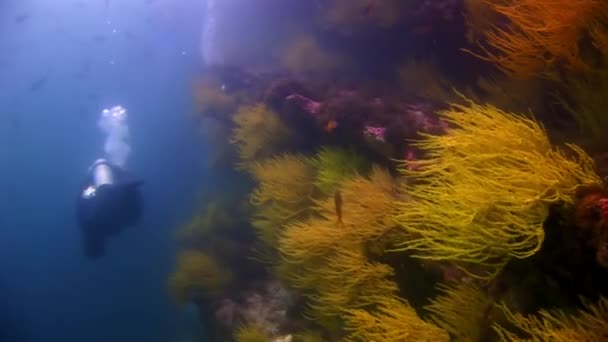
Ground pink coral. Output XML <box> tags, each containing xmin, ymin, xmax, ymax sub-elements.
<box><xmin>285</xmin><ymin>94</ymin><xmax>322</xmax><ymax>116</ymax></box>
<box><xmin>364</xmin><ymin>125</ymin><xmax>387</xmax><ymax>142</ymax></box>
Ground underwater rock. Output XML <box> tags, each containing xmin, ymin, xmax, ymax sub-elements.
<box><xmin>213</xmin><ymin>280</ymin><xmax>294</xmax><ymax>339</ymax></box>
<box><xmin>284</xmin><ymin>88</ymin><xmax>447</xmax><ymax>161</ymax></box>
<box><xmin>574</xmin><ymin>186</ymin><xmax>608</xmax><ymax>270</ymax></box>
<box><xmin>273</xmin><ymin>334</ymin><xmax>293</xmax><ymax>342</ymax></box>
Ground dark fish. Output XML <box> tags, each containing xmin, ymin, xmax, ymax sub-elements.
<box><xmin>74</xmin><ymin>60</ymin><xmax>92</xmax><ymax>79</ymax></box>
<box><xmin>334</xmin><ymin>190</ymin><xmax>343</xmax><ymax>226</ymax></box>
<box><xmin>123</xmin><ymin>30</ymin><xmax>135</xmax><ymax>41</ymax></box>
<box><xmin>362</xmin><ymin>0</ymin><xmax>376</xmax><ymax>16</ymax></box>
<box><xmin>87</xmin><ymin>92</ymin><xmax>99</xmax><ymax>102</ymax></box>
<box><xmin>92</xmin><ymin>34</ymin><xmax>106</xmax><ymax>43</ymax></box>
<box><xmin>28</xmin><ymin>72</ymin><xmax>50</xmax><ymax>91</ymax></box>
<box><xmin>14</xmin><ymin>14</ymin><xmax>30</xmax><ymax>24</ymax></box>
<box><xmin>8</xmin><ymin>114</ymin><xmax>20</xmax><ymax>129</ymax></box>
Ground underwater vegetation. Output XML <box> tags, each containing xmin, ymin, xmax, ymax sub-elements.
<box><xmin>234</xmin><ymin>324</ymin><xmax>270</xmax><ymax>342</ymax></box>
<box><xmin>343</xmin><ymin>295</ymin><xmax>450</xmax><ymax>341</ymax></box>
<box><xmin>281</xmin><ymin>35</ymin><xmax>345</xmax><ymax>76</ymax></box>
<box><xmin>558</xmin><ymin>68</ymin><xmax>608</xmax><ymax>149</ymax></box>
<box><xmin>231</xmin><ymin>104</ymin><xmax>293</xmax><ymax>169</ymax></box>
<box><xmin>425</xmin><ymin>283</ymin><xmax>492</xmax><ymax>341</ymax></box>
<box><xmin>465</xmin><ymin>0</ymin><xmax>607</xmax><ymax>78</ymax></box>
<box><xmin>173</xmin><ymin>0</ymin><xmax>608</xmax><ymax>340</ymax></box>
<box><xmin>249</xmin><ymin>153</ymin><xmax>316</xmax><ymax>253</ymax></box>
<box><xmin>494</xmin><ymin>297</ymin><xmax>608</xmax><ymax>341</ymax></box>
<box><xmin>393</xmin><ymin>97</ymin><xmax>600</xmax><ymax>276</ymax></box>
<box><xmin>168</xmin><ymin>250</ymin><xmax>233</xmax><ymax>304</ymax></box>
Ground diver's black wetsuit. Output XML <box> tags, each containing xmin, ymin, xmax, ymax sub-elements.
<box><xmin>76</xmin><ymin>162</ymin><xmax>142</xmax><ymax>258</ymax></box>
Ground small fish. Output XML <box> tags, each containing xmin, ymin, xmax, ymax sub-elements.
<box><xmin>74</xmin><ymin>59</ymin><xmax>92</xmax><ymax>79</ymax></box>
<box><xmin>123</xmin><ymin>30</ymin><xmax>135</xmax><ymax>41</ymax></box>
<box><xmin>8</xmin><ymin>114</ymin><xmax>20</xmax><ymax>129</ymax></box>
<box><xmin>412</xmin><ymin>25</ymin><xmax>433</xmax><ymax>35</ymax></box>
<box><xmin>362</xmin><ymin>1</ymin><xmax>376</xmax><ymax>16</ymax></box>
<box><xmin>29</xmin><ymin>72</ymin><xmax>50</xmax><ymax>91</ymax></box>
<box><xmin>324</xmin><ymin>119</ymin><xmax>338</xmax><ymax>133</ymax></box>
<box><xmin>14</xmin><ymin>14</ymin><xmax>30</xmax><ymax>24</ymax></box>
<box><xmin>92</xmin><ymin>34</ymin><xmax>106</xmax><ymax>43</ymax></box>
<box><xmin>334</xmin><ymin>190</ymin><xmax>343</xmax><ymax>226</ymax></box>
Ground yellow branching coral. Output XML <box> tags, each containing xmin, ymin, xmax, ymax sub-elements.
<box><xmin>393</xmin><ymin>98</ymin><xmax>601</xmax><ymax>275</ymax></box>
<box><xmin>231</xmin><ymin>104</ymin><xmax>292</xmax><ymax>168</ymax></box>
<box><xmin>306</xmin><ymin>244</ymin><xmax>399</xmax><ymax>319</ymax></box>
<box><xmin>466</xmin><ymin>0</ymin><xmax>602</xmax><ymax>78</ymax></box>
<box><xmin>494</xmin><ymin>297</ymin><xmax>608</xmax><ymax>341</ymax></box>
<box><xmin>168</xmin><ymin>250</ymin><xmax>233</xmax><ymax>304</ymax></box>
<box><xmin>249</xmin><ymin>154</ymin><xmax>316</xmax><ymax>247</ymax></box>
<box><xmin>313</xmin><ymin>147</ymin><xmax>369</xmax><ymax>196</ymax></box>
<box><xmin>281</xmin><ymin>166</ymin><xmax>399</xmax><ymax>261</ymax></box>
<box><xmin>234</xmin><ymin>324</ymin><xmax>269</xmax><ymax>342</ymax></box>
<box><xmin>250</xmin><ymin>154</ymin><xmax>316</xmax><ymax>208</ymax></box>
<box><xmin>343</xmin><ymin>295</ymin><xmax>450</xmax><ymax>342</ymax></box>
<box><xmin>278</xmin><ymin>167</ymin><xmax>402</xmax><ymax>321</ymax></box>
<box><xmin>425</xmin><ymin>283</ymin><xmax>493</xmax><ymax>341</ymax></box>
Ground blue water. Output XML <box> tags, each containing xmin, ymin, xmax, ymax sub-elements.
<box><xmin>0</xmin><ymin>1</ymin><xmax>208</xmax><ymax>340</ymax></box>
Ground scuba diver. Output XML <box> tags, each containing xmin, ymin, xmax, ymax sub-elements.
<box><xmin>76</xmin><ymin>105</ymin><xmax>143</xmax><ymax>258</ymax></box>
<box><xmin>76</xmin><ymin>158</ymin><xmax>142</xmax><ymax>258</ymax></box>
